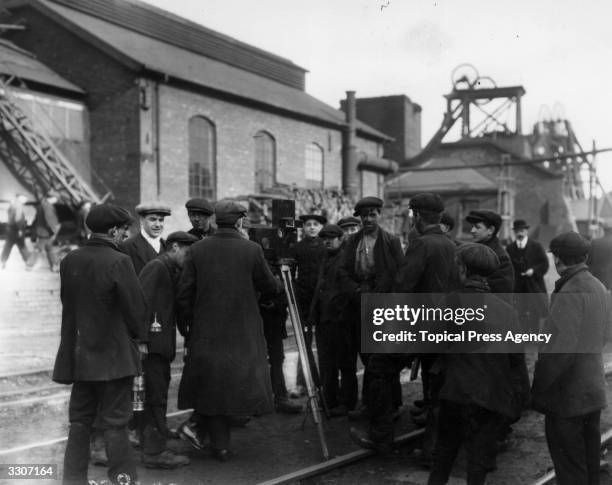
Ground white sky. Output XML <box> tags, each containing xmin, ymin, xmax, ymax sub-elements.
<box><xmin>144</xmin><ymin>0</ymin><xmax>612</xmax><ymax>191</ymax></box>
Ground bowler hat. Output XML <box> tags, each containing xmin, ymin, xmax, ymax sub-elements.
<box><xmin>549</xmin><ymin>231</ymin><xmax>590</xmax><ymax>258</ymax></box>
<box><xmin>319</xmin><ymin>224</ymin><xmax>344</xmax><ymax>239</ymax></box>
<box><xmin>166</xmin><ymin>231</ymin><xmax>199</xmax><ymax>246</ymax></box>
<box><xmin>353</xmin><ymin>196</ymin><xmax>383</xmax><ymax>216</ymax></box>
<box><xmin>409</xmin><ymin>193</ymin><xmax>444</xmax><ymax>214</ymax></box>
<box><xmin>86</xmin><ymin>204</ymin><xmax>133</xmax><ymax>233</ymax></box>
<box><xmin>512</xmin><ymin>219</ymin><xmax>530</xmax><ymax>231</ymax></box>
<box><xmin>466</xmin><ymin>210</ymin><xmax>502</xmax><ymax>232</ymax></box>
<box><xmin>215</xmin><ymin>200</ymin><xmax>247</xmax><ymax>226</ymax></box>
<box><xmin>135</xmin><ymin>202</ymin><xmax>172</xmax><ymax>216</ymax></box>
<box><xmin>185</xmin><ymin>198</ymin><xmax>214</xmax><ymax>216</ymax></box>
<box><xmin>337</xmin><ymin>216</ymin><xmax>361</xmax><ymax>228</ymax></box>
<box><xmin>299</xmin><ymin>214</ymin><xmax>327</xmax><ymax>225</ymax></box>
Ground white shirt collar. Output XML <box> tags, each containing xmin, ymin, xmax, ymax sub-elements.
<box><xmin>141</xmin><ymin>227</ymin><xmax>162</xmax><ymax>253</ymax></box>
<box><xmin>517</xmin><ymin>236</ymin><xmax>528</xmax><ymax>249</ymax></box>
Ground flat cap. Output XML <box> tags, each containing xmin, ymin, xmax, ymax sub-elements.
<box><xmin>135</xmin><ymin>202</ymin><xmax>171</xmax><ymax>216</ymax></box>
<box><xmin>549</xmin><ymin>231</ymin><xmax>590</xmax><ymax>258</ymax></box>
<box><xmin>353</xmin><ymin>196</ymin><xmax>383</xmax><ymax>216</ymax></box>
<box><xmin>440</xmin><ymin>212</ymin><xmax>455</xmax><ymax>230</ymax></box>
<box><xmin>166</xmin><ymin>231</ymin><xmax>199</xmax><ymax>246</ymax></box>
<box><xmin>456</xmin><ymin>242</ymin><xmax>500</xmax><ymax>277</ymax></box>
<box><xmin>512</xmin><ymin>219</ymin><xmax>530</xmax><ymax>231</ymax></box>
<box><xmin>337</xmin><ymin>216</ymin><xmax>361</xmax><ymax>228</ymax></box>
<box><xmin>409</xmin><ymin>193</ymin><xmax>444</xmax><ymax>214</ymax></box>
<box><xmin>185</xmin><ymin>198</ymin><xmax>214</xmax><ymax>215</ymax></box>
<box><xmin>215</xmin><ymin>199</ymin><xmax>247</xmax><ymax>226</ymax></box>
<box><xmin>299</xmin><ymin>213</ymin><xmax>327</xmax><ymax>225</ymax></box>
<box><xmin>466</xmin><ymin>210</ymin><xmax>502</xmax><ymax>231</ymax></box>
<box><xmin>86</xmin><ymin>203</ymin><xmax>133</xmax><ymax>233</ymax></box>
<box><xmin>319</xmin><ymin>224</ymin><xmax>344</xmax><ymax>238</ymax></box>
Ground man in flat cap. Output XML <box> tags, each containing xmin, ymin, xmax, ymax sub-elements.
<box><xmin>177</xmin><ymin>200</ymin><xmax>281</xmax><ymax>460</ymax></box>
<box><xmin>466</xmin><ymin>209</ymin><xmax>528</xmax><ymax>451</ymax></box>
<box><xmin>589</xmin><ymin>220</ymin><xmax>612</xmax><ymax>290</ymax></box>
<box><xmin>290</xmin><ymin>212</ymin><xmax>327</xmax><ymax>397</ymax></box>
<box><xmin>338</xmin><ymin>216</ymin><xmax>361</xmax><ymax>236</ymax></box>
<box><xmin>53</xmin><ymin>204</ymin><xmax>147</xmax><ymax>485</ymax></box>
<box><xmin>138</xmin><ymin>231</ymin><xmax>198</xmax><ymax>469</ymax></box>
<box><xmin>339</xmin><ymin>196</ymin><xmax>404</xmax><ymax>422</ymax></box>
<box><xmin>353</xmin><ymin>193</ymin><xmax>459</xmax><ymax>455</ymax></box>
<box><xmin>309</xmin><ymin>224</ymin><xmax>357</xmax><ymax>416</ymax></box>
<box><xmin>185</xmin><ymin>198</ymin><xmax>215</xmax><ymax>239</ymax></box>
<box><xmin>506</xmin><ymin>219</ymin><xmax>549</xmax><ymax>333</ymax></box>
<box><xmin>532</xmin><ymin>232</ymin><xmax>612</xmax><ymax>485</ymax></box>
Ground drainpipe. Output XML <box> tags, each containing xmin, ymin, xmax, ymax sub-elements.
<box><xmin>342</xmin><ymin>91</ymin><xmax>359</xmax><ymax>198</ymax></box>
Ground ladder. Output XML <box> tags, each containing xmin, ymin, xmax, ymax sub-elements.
<box><xmin>0</xmin><ymin>77</ymin><xmax>105</xmax><ymax>204</ymax></box>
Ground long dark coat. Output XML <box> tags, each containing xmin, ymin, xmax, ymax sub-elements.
<box><xmin>395</xmin><ymin>225</ymin><xmax>459</xmax><ymax>293</ymax></box>
<box><xmin>589</xmin><ymin>233</ymin><xmax>612</xmax><ymax>289</ymax></box>
<box><xmin>532</xmin><ymin>265</ymin><xmax>611</xmax><ymax>417</ymax></box>
<box><xmin>139</xmin><ymin>253</ymin><xmax>182</xmax><ymax>361</ymax></box>
<box><xmin>121</xmin><ymin>233</ymin><xmax>166</xmax><ymax>275</ymax></box>
<box><xmin>506</xmin><ymin>238</ymin><xmax>549</xmax><ymax>320</ymax></box>
<box><xmin>176</xmin><ymin>228</ymin><xmax>281</xmax><ymax>415</ymax></box>
<box><xmin>53</xmin><ymin>237</ymin><xmax>147</xmax><ymax>384</ymax></box>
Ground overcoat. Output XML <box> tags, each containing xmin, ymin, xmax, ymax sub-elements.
<box><xmin>121</xmin><ymin>233</ymin><xmax>166</xmax><ymax>275</ymax></box>
<box><xmin>506</xmin><ymin>237</ymin><xmax>549</xmax><ymax>320</ymax></box>
<box><xmin>52</xmin><ymin>237</ymin><xmax>147</xmax><ymax>384</ymax></box>
<box><xmin>531</xmin><ymin>265</ymin><xmax>612</xmax><ymax>417</ymax></box>
<box><xmin>176</xmin><ymin>228</ymin><xmax>281</xmax><ymax>415</ymax></box>
<box><xmin>589</xmin><ymin>233</ymin><xmax>612</xmax><ymax>289</ymax></box>
<box><xmin>139</xmin><ymin>253</ymin><xmax>181</xmax><ymax>361</ymax></box>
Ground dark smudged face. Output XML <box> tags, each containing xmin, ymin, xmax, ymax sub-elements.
<box><xmin>188</xmin><ymin>211</ymin><xmax>211</xmax><ymax>231</ymax></box>
<box><xmin>359</xmin><ymin>209</ymin><xmax>380</xmax><ymax>234</ymax></box>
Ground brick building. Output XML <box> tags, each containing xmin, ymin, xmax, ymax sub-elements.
<box><xmin>2</xmin><ymin>0</ymin><xmax>394</xmax><ymax>232</ymax></box>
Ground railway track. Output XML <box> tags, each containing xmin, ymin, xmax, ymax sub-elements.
<box><xmin>1</xmin><ymin>361</ymin><xmax>611</xmax><ymax>484</ymax></box>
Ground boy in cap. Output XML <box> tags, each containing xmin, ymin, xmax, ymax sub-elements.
<box><xmin>532</xmin><ymin>232</ymin><xmax>612</xmax><ymax>485</ymax></box>
<box><xmin>121</xmin><ymin>202</ymin><xmax>171</xmax><ymax>275</ymax></box>
<box><xmin>185</xmin><ymin>198</ymin><xmax>215</xmax><ymax>239</ymax></box>
<box><xmin>309</xmin><ymin>224</ymin><xmax>357</xmax><ymax>416</ymax></box>
<box><xmin>139</xmin><ymin>231</ymin><xmax>198</xmax><ymax>469</ymax></box>
<box><xmin>53</xmin><ymin>204</ymin><xmax>147</xmax><ymax>485</ymax></box>
<box><xmin>337</xmin><ymin>216</ymin><xmax>361</xmax><ymax>236</ymax></box>
<box><xmin>290</xmin><ymin>212</ymin><xmax>327</xmax><ymax>397</ymax></box>
<box><xmin>428</xmin><ymin>243</ymin><xmax>523</xmax><ymax>485</ymax></box>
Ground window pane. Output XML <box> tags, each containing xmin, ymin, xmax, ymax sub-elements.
<box><xmin>188</xmin><ymin>116</ymin><xmax>216</xmax><ymax>199</ymax></box>
<box><xmin>305</xmin><ymin>143</ymin><xmax>323</xmax><ymax>188</ymax></box>
<box><xmin>254</xmin><ymin>131</ymin><xmax>275</xmax><ymax>191</ymax></box>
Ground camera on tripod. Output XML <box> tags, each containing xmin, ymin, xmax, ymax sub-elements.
<box><xmin>248</xmin><ymin>199</ymin><xmax>302</xmax><ymax>264</ymax></box>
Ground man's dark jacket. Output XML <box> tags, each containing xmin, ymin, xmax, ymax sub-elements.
<box><xmin>589</xmin><ymin>233</ymin><xmax>612</xmax><ymax>289</ymax></box>
<box><xmin>139</xmin><ymin>253</ymin><xmax>182</xmax><ymax>361</ymax></box>
<box><xmin>292</xmin><ymin>236</ymin><xmax>326</xmax><ymax>310</ymax></box>
<box><xmin>339</xmin><ymin>228</ymin><xmax>404</xmax><ymax>294</ymax></box>
<box><xmin>506</xmin><ymin>238</ymin><xmax>549</xmax><ymax>294</ymax></box>
<box><xmin>310</xmin><ymin>246</ymin><xmax>352</xmax><ymax>325</ymax></box>
<box><xmin>53</xmin><ymin>237</ymin><xmax>147</xmax><ymax>384</ymax></box>
<box><xmin>121</xmin><ymin>233</ymin><xmax>166</xmax><ymax>275</ymax></box>
<box><xmin>395</xmin><ymin>225</ymin><xmax>458</xmax><ymax>293</ymax></box>
<box><xmin>532</xmin><ymin>265</ymin><xmax>611</xmax><ymax>417</ymax></box>
<box><xmin>482</xmin><ymin>236</ymin><xmax>515</xmax><ymax>294</ymax></box>
<box><xmin>176</xmin><ymin>228</ymin><xmax>281</xmax><ymax>415</ymax></box>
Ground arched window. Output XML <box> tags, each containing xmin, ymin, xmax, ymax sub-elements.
<box><xmin>188</xmin><ymin>116</ymin><xmax>216</xmax><ymax>199</ymax></box>
<box><xmin>305</xmin><ymin>143</ymin><xmax>323</xmax><ymax>188</ymax></box>
<box><xmin>254</xmin><ymin>131</ymin><xmax>276</xmax><ymax>192</ymax></box>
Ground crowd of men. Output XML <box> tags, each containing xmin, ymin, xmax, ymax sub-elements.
<box><xmin>47</xmin><ymin>192</ymin><xmax>612</xmax><ymax>485</ymax></box>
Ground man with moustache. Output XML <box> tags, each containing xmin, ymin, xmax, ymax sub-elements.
<box><xmin>338</xmin><ymin>197</ymin><xmax>404</xmax><ymax>424</ymax></box>
<box><xmin>121</xmin><ymin>203</ymin><xmax>171</xmax><ymax>275</ymax></box>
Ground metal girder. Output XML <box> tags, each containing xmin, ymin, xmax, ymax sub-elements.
<box><xmin>0</xmin><ymin>79</ymin><xmax>103</xmax><ymax>204</ymax></box>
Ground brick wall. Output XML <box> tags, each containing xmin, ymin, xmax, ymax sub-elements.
<box><xmin>8</xmin><ymin>7</ymin><xmax>141</xmax><ymax>210</ymax></box>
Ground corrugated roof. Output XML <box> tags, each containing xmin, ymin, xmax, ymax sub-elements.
<box><xmin>386</xmin><ymin>153</ymin><xmax>498</xmax><ymax>195</ymax></box>
<box><xmin>0</xmin><ymin>39</ymin><xmax>83</xmax><ymax>93</ymax></box>
<box><xmin>47</xmin><ymin>0</ymin><xmax>307</xmax><ymax>90</ymax></box>
<box><xmin>29</xmin><ymin>0</ymin><xmax>390</xmax><ymax>140</ymax></box>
